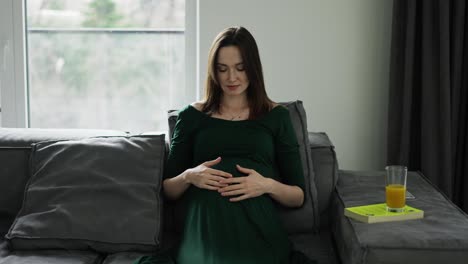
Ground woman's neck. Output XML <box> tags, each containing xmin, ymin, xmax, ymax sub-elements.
<box><xmin>220</xmin><ymin>95</ymin><xmax>249</xmax><ymax>111</ymax></box>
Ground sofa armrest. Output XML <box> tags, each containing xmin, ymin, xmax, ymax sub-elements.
<box><xmin>331</xmin><ymin>170</ymin><xmax>468</xmax><ymax>264</ymax></box>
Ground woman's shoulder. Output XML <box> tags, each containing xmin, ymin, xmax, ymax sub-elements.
<box><xmin>269</xmin><ymin>102</ymin><xmax>289</xmax><ymax>115</ymax></box>
<box><xmin>173</xmin><ymin>102</ymin><xmax>205</xmax><ymax>131</ymax></box>
<box><xmin>176</xmin><ymin>102</ymin><xmax>204</xmax><ymax>119</ymax></box>
<box><xmin>271</xmin><ymin>102</ymin><xmax>280</xmax><ymax>109</ymax></box>
<box><xmin>266</xmin><ymin>103</ymin><xmax>296</xmax><ymax>134</ymax></box>
<box><xmin>190</xmin><ymin>101</ymin><xmax>204</xmax><ymax>112</ymax></box>
<box><xmin>178</xmin><ymin>101</ymin><xmax>203</xmax><ymax>114</ymax></box>
<box><xmin>257</xmin><ymin>102</ymin><xmax>290</xmax><ymax>125</ymax></box>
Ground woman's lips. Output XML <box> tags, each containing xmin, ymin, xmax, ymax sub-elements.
<box><xmin>227</xmin><ymin>85</ymin><xmax>239</xmax><ymax>90</ymax></box>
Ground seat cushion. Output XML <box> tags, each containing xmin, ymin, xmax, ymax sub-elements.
<box><xmin>0</xmin><ymin>238</ymin><xmax>100</xmax><ymax>264</ymax></box>
<box><xmin>6</xmin><ymin>135</ymin><xmax>165</xmax><ymax>253</ymax></box>
<box><xmin>99</xmin><ymin>232</ymin><xmax>340</xmax><ymax>264</ymax></box>
<box><xmin>167</xmin><ymin>100</ymin><xmax>319</xmax><ymax>233</ymax></box>
<box><xmin>0</xmin><ymin>250</ymin><xmax>100</xmax><ymax>264</ymax></box>
<box><xmin>102</xmin><ymin>252</ymin><xmax>156</xmax><ymax>264</ymax></box>
<box><xmin>289</xmin><ymin>231</ymin><xmax>339</xmax><ymax>264</ymax></box>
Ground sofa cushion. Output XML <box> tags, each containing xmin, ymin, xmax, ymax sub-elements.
<box><xmin>0</xmin><ymin>249</ymin><xmax>100</xmax><ymax>264</ymax></box>
<box><xmin>0</xmin><ymin>128</ymin><xmax>127</xmax><ymax>238</ymax></box>
<box><xmin>1</xmin><ymin>235</ymin><xmax>100</xmax><ymax>264</ymax></box>
<box><xmin>102</xmin><ymin>252</ymin><xmax>175</xmax><ymax>264</ymax></box>
<box><xmin>102</xmin><ymin>252</ymin><xmax>147</xmax><ymax>264</ymax></box>
<box><xmin>0</xmin><ymin>148</ymin><xmax>30</xmax><ymax>237</ymax></box>
<box><xmin>0</xmin><ymin>238</ymin><xmax>8</xmax><ymax>258</ymax></box>
<box><xmin>6</xmin><ymin>135</ymin><xmax>165</xmax><ymax>253</ymax></box>
<box><xmin>167</xmin><ymin>100</ymin><xmax>319</xmax><ymax>233</ymax></box>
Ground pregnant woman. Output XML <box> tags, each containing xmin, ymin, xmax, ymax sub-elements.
<box><xmin>134</xmin><ymin>26</ymin><xmax>316</xmax><ymax>264</ymax></box>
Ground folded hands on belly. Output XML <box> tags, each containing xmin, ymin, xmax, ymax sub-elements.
<box><xmin>185</xmin><ymin>157</ymin><xmax>272</xmax><ymax>202</ymax></box>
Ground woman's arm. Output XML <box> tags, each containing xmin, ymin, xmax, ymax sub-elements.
<box><xmin>163</xmin><ymin>170</ymin><xmax>191</xmax><ymax>200</ymax></box>
<box><xmin>218</xmin><ymin>164</ymin><xmax>304</xmax><ymax>208</ymax></box>
<box><xmin>266</xmin><ymin>177</ymin><xmax>304</xmax><ymax>207</ymax></box>
<box><xmin>165</xmin><ymin>104</ymin><xmax>230</xmax><ymax>200</ymax></box>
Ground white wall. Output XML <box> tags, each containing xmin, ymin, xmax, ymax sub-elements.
<box><xmin>198</xmin><ymin>0</ymin><xmax>393</xmax><ymax>170</ymax></box>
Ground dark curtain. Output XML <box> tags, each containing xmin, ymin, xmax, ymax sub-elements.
<box><xmin>387</xmin><ymin>0</ymin><xmax>468</xmax><ymax>212</ymax></box>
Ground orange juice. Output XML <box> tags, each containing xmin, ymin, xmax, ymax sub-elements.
<box><xmin>385</xmin><ymin>184</ymin><xmax>406</xmax><ymax>209</ymax></box>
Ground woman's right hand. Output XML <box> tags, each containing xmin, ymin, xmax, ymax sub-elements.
<box><xmin>185</xmin><ymin>157</ymin><xmax>232</xmax><ymax>190</ymax></box>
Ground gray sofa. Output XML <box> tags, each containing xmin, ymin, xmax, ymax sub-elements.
<box><xmin>1</xmin><ymin>101</ymin><xmax>468</xmax><ymax>264</ymax></box>
<box><xmin>0</xmin><ymin>101</ymin><xmax>340</xmax><ymax>264</ymax></box>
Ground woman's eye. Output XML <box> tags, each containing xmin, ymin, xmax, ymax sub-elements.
<box><xmin>236</xmin><ymin>66</ymin><xmax>245</xmax><ymax>71</ymax></box>
<box><xmin>217</xmin><ymin>67</ymin><xmax>227</xmax><ymax>72</ymax></box>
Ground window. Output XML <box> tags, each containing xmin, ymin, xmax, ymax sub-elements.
<box><xmin>0</xmin><ymin>0</ymin><xmax>196</xmax><ymax>133</ymax></box>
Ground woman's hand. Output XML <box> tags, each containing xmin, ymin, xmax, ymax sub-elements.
<box><xmin>218</xmin><ymin>164</ymin><xmax>273</xmax><ymax>202</ymax></box>
<box><xmin>185</xmin><ymin>157</ymin><xmax>232</xmax><ymax>191</ymax></box>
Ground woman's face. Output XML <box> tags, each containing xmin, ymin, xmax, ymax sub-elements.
<box><xmin>216</xmin><ymin>46</ymin><xmax>249</xmax><ymax>97</ymax></box>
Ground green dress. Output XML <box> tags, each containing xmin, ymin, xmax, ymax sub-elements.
<box><xmin>134</xmin><ymin>105</ymin><xmax>315</xmax><ymax>264</ymax></box>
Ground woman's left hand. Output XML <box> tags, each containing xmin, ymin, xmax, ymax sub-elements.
<box><xmin>218</xmin><ymin>164</ymin><xmax>273</xmax><ymax>202</ymax></box>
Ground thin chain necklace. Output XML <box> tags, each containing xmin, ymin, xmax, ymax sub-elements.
<box><xmin>220</xmin><ymin>104</ymin><xmax>248</xmax><ymax>121</ymax></box>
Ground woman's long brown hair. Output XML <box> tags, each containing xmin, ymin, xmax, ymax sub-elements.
<box><xmin>202</xmin><ymin>26</ymin><xmax>273</xmax><ymax>119</ymax></box>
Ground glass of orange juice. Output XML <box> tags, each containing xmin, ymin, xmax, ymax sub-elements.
<box><xmin>385</xmin><ymin>165</ymin><xmax>407</xmax><ymax>212</ymax></box>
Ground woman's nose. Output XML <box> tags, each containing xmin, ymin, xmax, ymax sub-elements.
<box><xmin>228</xmin><ymin>69</ymin><xmax>237</xmax><ymax>81</ymax></box>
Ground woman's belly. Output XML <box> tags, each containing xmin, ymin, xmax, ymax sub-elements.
<box><xmin>209</xmin><ymin>156</ymin><xmax>273</xmax><ymax>178</ymax></box>
<box><xmin>182</xmin><ymin>156</ymin><xmax>274</xmax><ymax>209</ymax></box>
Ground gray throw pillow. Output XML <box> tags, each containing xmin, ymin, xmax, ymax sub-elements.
<box><xmin>6</xmin><ymin>135</ymin><xmax>165</xmax><ymax>253</ymax></box>
<box><xmin>167</xmin><ymin>100</ymin><xmax>319</xmax><ymax>233</ymax></box>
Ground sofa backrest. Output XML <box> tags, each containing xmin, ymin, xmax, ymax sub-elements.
<box><xmin>0</xmin><ymin>128</ymin><xmax>127</xmax><ymax>236</ymax></box>
<box><xmin>0</xmin><ymin>126</ymin><xmax>339</xmax><ymax>241</ymax></box>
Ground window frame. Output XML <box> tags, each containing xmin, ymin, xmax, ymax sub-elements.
<box><xmin>0</xmin><ymin>0</ymin><xmax>28</xmax><ymax>128</ymax></box>
<box><xmin>0</xmin><ymin>0</ymin><xmax>198</xmax><ymax>128</ymax></box>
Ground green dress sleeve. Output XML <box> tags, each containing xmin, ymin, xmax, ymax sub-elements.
<box><xmin>274</xmin><ymin>107</ymin><xmax>306</xmax><ymax>192</ymax></box>
<box><xmin>164</xmin><ymin>106</ymin><xmax>197</xmax><ymax>179</ymax></box>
